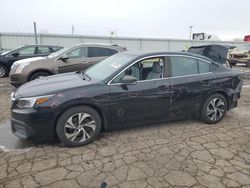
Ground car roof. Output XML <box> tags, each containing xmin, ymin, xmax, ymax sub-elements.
<box><xmin>122</xmin><ymin>51</ymin><xmax>214</xmax><ymax>62</ymax></box>
<box><xmin>18</xmin><ymin>44</ymin><xmax>62</xmax><ymax>48</ymax></box>
<box><xmin>72</xmin><ymin>43</ymin><xmax>126</xmax><ymax>50</ymax></box>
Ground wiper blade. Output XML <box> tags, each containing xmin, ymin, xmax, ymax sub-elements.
<box><xmin>80</xmin><ymin>71</ymin><xmax>91</xmax><ymax>80</ymax></box>
<box><xmin>84</xmin><ymin>73</ymin><xmax>91</xmax><ymax>80</ymax></box>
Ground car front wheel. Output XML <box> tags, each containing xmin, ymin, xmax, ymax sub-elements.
<box><xmin>201</xmin><ymin>94</ymin><xmax>227</xmax><ymax>124</ymax></box>
<box><xmin>29</xmin><ymin>71</ymin><xmax>51</xmax><ymax>81</ymax></box>
<box><xmin>56</xmin><ymin>106</ymin><xmax>101</xmax><ymax>147</ymax></box>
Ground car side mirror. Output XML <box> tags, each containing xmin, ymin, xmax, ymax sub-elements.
<box><xmin>120</xmin><ymin>75</ymin><xmax>137</xmax><ymax>85</ymax></box>
<box><xmin>60</xmin><ymin>54</ymin><xmax>69</xmax><ymax>61</ymax></box>
<box><xmin>12</xmin><ymin>52</ymin><xmax>19</xmax><ymax>57</ymax></box>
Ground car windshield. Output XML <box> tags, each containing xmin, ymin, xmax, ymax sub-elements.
<box><xmin>1</xmin><ymin>46</ymin><xmax>24</xmax><ymax>56</ymax></box>
<box><xmin>1</xmin><ymin>50</ymin><xmax>11</xmax><ymax>55</ymax></box>
<box><xmin>48</xmin><ymin>47</ymin><xmax>69</xmax><ymax>59</ymax></box>
<box><xmin>235</xmin><ymin>45</ymin><xmax>250</xmax><ymax>51</ymax></box>
<box><xmin>84</xmin><ymin>53</ymin><xmax>136</xmax><ymax>81</ymax></box>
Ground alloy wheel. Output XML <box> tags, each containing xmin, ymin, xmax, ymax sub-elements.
<box><xmin>0</xmin><ymin>67</ymin><xmax>5</xmax><ymax>77</ymax></box>
<box><xmin>206</xmin><ymin>98</ymin><xmax>225</xmax><ymax>121</ymax></box>
<box><xmin>64</xmin><ymin>113</ymin><xmax>96</xmax><ymax>143</ymax></box>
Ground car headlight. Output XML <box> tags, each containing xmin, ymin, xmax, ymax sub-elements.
<box><xmin>16</xmin><ymin>94</ymin><xmax>54</xmax><ymax>108</ymax></box>
<box><xmin>11</xmin><ymin>64</ymin><xmax>19</xmax><ymax>73</ymax></box>
<box><xmin>14</xmin><ymin>62</ymin><xmax>30</xmax><ymax>74</ymax></box>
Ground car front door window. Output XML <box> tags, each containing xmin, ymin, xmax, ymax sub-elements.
<box><xmin>65</xmin><ymin>47</ymin><xmax>88</xmax><ymax>59</ymax></box>
<box><xmin>112</xmin><ymin>57</ymin><xmax>164</xmax><ymax>84</ymax></box>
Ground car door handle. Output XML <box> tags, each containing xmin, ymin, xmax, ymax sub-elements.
<box><xmin>82</xmin><ymin>61</ymin><xmax>89</xmax><ymax>64</ymax></box>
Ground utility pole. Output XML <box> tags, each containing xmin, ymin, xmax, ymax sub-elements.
<box><xmin>33</xmin><ymin>22</ymin><xmax>38</xmax><ymax>44</ymax></box>
<box><xmin>71</xmin><ymin>25</ymin><xmax>75</xmax><ymax>35</ymax></box>
<box><xmin>189</xmin><ymin>25</ymin><xmax>193</xmax><ymax>40</ymax></box>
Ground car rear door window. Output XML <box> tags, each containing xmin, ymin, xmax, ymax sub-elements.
<box><xmin>198</xmin><ymin>60</ymin><xmax>210</xmax><ymax>73</ymax></box>
<box><xmin>17</xmin><ymin>47</ymin><xmax>36</xmax><ymax>56</ymax></box>
<box><xmin>88</xmin><ymin>47</ymin><xmax>118</xmax><ymax>57</ymax></box>
<box><xmin>37</xmin><ymin>47</ymin><xmax>50</xmax><ymax>54</ymax></box>
<box><xmin>170</xmin><ymin>56</ymin><xmax>198</xmax><ymax>77</ymax></box>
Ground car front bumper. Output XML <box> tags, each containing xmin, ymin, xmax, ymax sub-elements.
<box><xmin>11</xmin><ymin>107</ymin><xmax>56</xmax><ymax>142</ymax></box>
<box><xmin>10</xmin><ymin>73</ymin><xmax>27</xmax><ymax>87</ymax></box>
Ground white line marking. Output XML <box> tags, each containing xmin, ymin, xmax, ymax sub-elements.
<box><xmin>243</xmin><ymin>85</ymin><xmax>250</xmax><ymax>88</ymax></box>
<box><xmin>0</xmin><ymin>145</ymin><xmax>32</xmax><ymax>152</ymax></box>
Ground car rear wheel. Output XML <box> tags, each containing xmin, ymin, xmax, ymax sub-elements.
<box><xmin>0</xmin><ymin>65</ymin><xmax>8</xmax><ymax>78</ymax></box>
<box><xmin>56</xmin><ymin>106</ymin><xmax>101</xmax><ymax>147</ymax></box>
<box><xmin>29</xmin><ymin>71</ymin><xmax>51</xmax><ymax>81</ymax></box>
<box><xmin>200</xmin><ymin>94</ymin><xmax>227</xmax><ymax>124</ymax></box>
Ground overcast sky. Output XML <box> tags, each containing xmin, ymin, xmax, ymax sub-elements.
<box><xmin>1</xmin><ymin>0</ymin><xmax>250</xmax><ymax>41</ymax></box>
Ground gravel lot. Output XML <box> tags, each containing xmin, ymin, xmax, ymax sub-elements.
<box><xmin>0</xmin><ymin>67</ymin><xmax>250</xmax><ymax>188</ymax></box>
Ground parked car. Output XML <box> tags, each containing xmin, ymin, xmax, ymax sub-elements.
<box><xmin>9</xmin><ymin>43</ymin><xmax>126</xmax><ymax>87</ymax></box>
<box><xmin>192</xmin><ymin>33</ymin><xmax>220</xmax><ymax>41</ymax></box>
<box><xmin>187</xmin><ymin>44</ymin><xmax>234</xmax><ymax>67</ymax></box>
<box><xmin>228</xmin><ymin>44</ymin><xmax>250</xmax><ymax>67</ymax></box>
<box><xmin>11</xmin><ymin>52</ymin><xmax>243</xmax><ymax>147</ymax></box>
<box><xmin>0</xmin><ymin>45</ymin><xmax>62</xmax><ymax>78</ymax></box>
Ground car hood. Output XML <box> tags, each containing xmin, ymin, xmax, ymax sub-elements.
<box><xmin>14</xmin><ymin>72</ymin><xmax>96</xmax><ymax>98</ymax></box>
<box><xmin>13</xmin><ymin>56</ymin><xmax>47</xmax><ymax>65</ymax></box>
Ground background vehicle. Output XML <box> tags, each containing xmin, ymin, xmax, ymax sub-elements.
<box><xmin>0</xmin><ymin>45</ymin><xmax>62</xmax><ymax>78</ymax></box>
<box><xmin>187</xmin><ymin>44</ymin><xmax>234</xmax><ymax>67</ymax></box>
<box><xmin>192</xmin><ymin>33</ymin><xmax>220</xmax><ymax>41</ymax></box>
<box><xmin>244</xmin><ymin>35</ymin><xmax>250</xmax><ymax>42</ymax></box>
<box><xmin>11</xmin><ymin>52</ymin><xmax>243</xmax><ymax>147</ymax></box>
<box><xmin>10</xmin><ymin>43</ymin><xmax>126</xmax><ymax>87</ymax></box>
<box><xmin>228</xmin><ymin>44</ymin><xmax>250</xmax><ymax>67</ymax></box>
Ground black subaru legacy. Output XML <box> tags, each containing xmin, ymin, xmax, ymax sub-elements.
<box><xmin>11</xmin><ymin>52</ymin><xmax>243</xmax><ymax>147</ymax></box>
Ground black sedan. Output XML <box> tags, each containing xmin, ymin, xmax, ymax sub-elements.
<box><xmin>11</xmin><ymin>52</ymin><xmax>243</xmax><ymax>147</ymax></box>
<box><xmin>0</xmin><ymin>45</ymin><xmax>62</xmax><ymax>77</ymax></box>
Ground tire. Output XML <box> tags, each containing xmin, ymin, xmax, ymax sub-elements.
<box><xmin>0</xmin><ymin>64</ymin><xmax>8</xmax><ymax>78</ymax></box>
<box><xmin>200</xmin><ymin>94</ymin><xmax>228</xmax><ymax>124</ymax></box>
<box><xmin>56</xmin><ymin>106</ymin><xmax>102</xmax><ymax>147</ymax></box>
<box><xmin>29</xmin><ymin>71</ymin><xmax>51</xmax><ymax>81</ymax></box>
